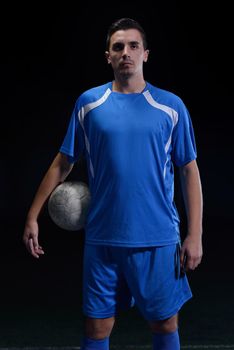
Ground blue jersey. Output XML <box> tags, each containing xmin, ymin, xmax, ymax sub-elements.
<box><xmin>60</xmin><ymin>82</ymin><xmax>197</xmax><ymax>247</ymax></box>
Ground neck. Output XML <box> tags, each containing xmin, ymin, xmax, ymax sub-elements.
<box><xmin>112</xmin><ymin>76</ymin><xmax>146</xmax><ymax>94</ymax></box>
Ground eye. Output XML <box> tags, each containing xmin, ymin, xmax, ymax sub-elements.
<box><xmin>112</xmin><ymin>43</ymin><xmax>124</xmax><ymax>51</ymax></box>
<box><xmin>130</xmin><ymin>42</ymin><xmax>139</xmax><ymax>49</ymax></box>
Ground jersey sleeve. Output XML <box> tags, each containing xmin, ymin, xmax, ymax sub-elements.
<box><xmin>171</xmin><ymin>101</ymin><xmax>197</xmax><ymax>167</ymax></box>
<box><xmin>59</xmin><ymin>99</ymin><xmax>85</xmax><ymax>163</ymax></box>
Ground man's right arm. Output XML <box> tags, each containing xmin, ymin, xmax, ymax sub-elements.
<box><xmin>23</xmin><ymin>152</ymin><xmax>74</xmax><ymax>258</ymax></box>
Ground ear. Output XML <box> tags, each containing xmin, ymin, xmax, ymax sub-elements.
<box><xmin>105</xmin><ymin>51</ymin><xmax>111</xmax><ymax>64</ymax></box>
<box><xmin>143</xmin><ymin>49</ymin><xmax>150</xmax><ymax>63</ymax></box>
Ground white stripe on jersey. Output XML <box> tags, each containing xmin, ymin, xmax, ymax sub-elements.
<box><xmin>143</xmin><ymin>90</ymin><xmax>178</xmax><ymax>178</ymax></box>
<box><xmin>78</xmin><ymin>88</ymin><xmax>112</xmax><ymax>178</ymax></box>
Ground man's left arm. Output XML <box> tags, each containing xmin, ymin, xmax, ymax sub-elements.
<box><xmin>179</xmin><ymin>159</ymin><xmax>203</xmax><ymax>271</ymax></box>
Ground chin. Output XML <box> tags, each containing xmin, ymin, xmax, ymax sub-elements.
<box><xmin>119</xmin><ymin>69</ymin><xmax>133</xmax><ymax>78</ymax></box>
<box><xmin>121</xmin><ymin>73</ymin><xmax>133</xmax><ymax>80</ymax></box>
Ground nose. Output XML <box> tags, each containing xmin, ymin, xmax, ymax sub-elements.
<box><xmin>122</xmin><ymin>45</ymin><xmax>130</xmax><ymax>58</ymax></box>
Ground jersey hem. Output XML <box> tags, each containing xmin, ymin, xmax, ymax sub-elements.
<box><xmin>84</xmin><ymin>238</ymin><xmax>180</xmax><ymax>248</ymax></box>
<box><xmin>59</xmin><ymin>148</ymin><xmax>78</xmax><ymax>163</ymax></box>
<box><xmin>175</xmin><ymin>155</ymin><xmax>197</xmax><ymax>167</ymax></box>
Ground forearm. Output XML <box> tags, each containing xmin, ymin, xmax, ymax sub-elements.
<box><xmin>179</xmin><ymin>160</ymin><xmax>203</xmax><ymax>238</ymax></box>
<box><xmin>27</xmin><ymin>153</ymin><xmax>73</xmax><ymax>221</ymax></box>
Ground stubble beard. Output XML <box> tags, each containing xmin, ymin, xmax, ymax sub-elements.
<box><xmin>116</xmin><ymin>69</ymin><xmax>133</xmax><ymax>83</ymax></box>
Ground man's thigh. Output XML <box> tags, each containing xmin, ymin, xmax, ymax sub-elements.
<box><xmin>82</xmin><ymin>244</ymin><xmax>134</xmax><ymax>318</ymax></box>
<box><xmin>122</xmin><ymin>244</ymin><xmax>192</xmax><ymax>321</ymax></box>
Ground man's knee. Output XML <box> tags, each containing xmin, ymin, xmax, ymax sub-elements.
<box><xmin>149</xmin><ymin>314</ymin><xmax>178</xmax><ymax>334</ymax></box>
<box><xmin>85</xmin><ymin>317</ymin><xmax>115</xmax><ymax>339</ymax></box>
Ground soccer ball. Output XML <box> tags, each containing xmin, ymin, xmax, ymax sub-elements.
<box><xmin>48</xmin><ymin>181</ymin><xmax>91</xmax><ymax>231</ymax></box>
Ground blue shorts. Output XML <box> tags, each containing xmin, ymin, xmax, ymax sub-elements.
<box><xmin>82</xmin><ymin>244</ymin><xmax>192</xmax><ymax>321</ymax></box>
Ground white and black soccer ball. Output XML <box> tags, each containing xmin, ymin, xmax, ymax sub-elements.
<box><xmin>48</xmin><ymin>181</ymin><xmax>91</xmax><ymax>231</ymax></box>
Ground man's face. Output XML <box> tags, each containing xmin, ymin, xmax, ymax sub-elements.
<box><xmin>105</xmin><ymin>29</ymin><xmax>149</xmax><ymax>78</ymax></box>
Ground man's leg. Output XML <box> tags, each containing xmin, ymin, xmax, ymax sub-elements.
<box><xmin>80</xmin><ymin>317</ymin><xmax>115</xmax><ymax>350</ymax></box>
<box><xmin>149</xmin><ymin>314</ymin><xmax>180</xmax><ymax>350</ymax></box>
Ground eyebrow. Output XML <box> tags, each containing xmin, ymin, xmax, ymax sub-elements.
<box><xmin>112</xmin><ymin>40</ymin><xmax>141</xmax><ymax>48</ymax></box>
<box><xmin>129</xmin><ymin>41</ymin><xmax>140</xmax><ymax>45</ymax></box>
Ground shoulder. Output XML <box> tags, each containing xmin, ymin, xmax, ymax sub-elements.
<box><xmin>75</xmin><ymin>82</ymin><xmax>112</xmax><ymax>108</ymax></box>
<box><xmin>146</xmin><ymin>82</ymin><xmax>187</xmax><ymax>113</ymax></box>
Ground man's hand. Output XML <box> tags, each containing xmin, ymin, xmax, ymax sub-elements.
<box><xmin>23</xmin><ymin>220</ymin><xmax>45</xmax><ymax>259</ymax></box>
<box><xmin>180</xmin><ymin>235</ymin><xmax>203</xmax><ymax>271</ymax></box>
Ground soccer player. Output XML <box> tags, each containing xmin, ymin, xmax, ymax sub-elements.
<box><xmin>23</xmin><ymin>18</ymin><xmax>203</xmax><ymax>350</ymax></box>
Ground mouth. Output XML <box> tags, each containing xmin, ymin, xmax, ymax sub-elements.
<box><xmin>120</xmin><ymin>61</ymin><xmax>133</xmax><ymax>67</ymax></box>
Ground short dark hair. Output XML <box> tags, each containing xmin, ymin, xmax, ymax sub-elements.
<box><xmin>106</xmin><ymin>18</ymin><xmax>148</xmax><ymax>50</ymax></box>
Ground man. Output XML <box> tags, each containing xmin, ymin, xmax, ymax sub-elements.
<box><xmin>23</xmin><ymin>18</ymin><xmax>203</xmax><ymax>350</ymax></box>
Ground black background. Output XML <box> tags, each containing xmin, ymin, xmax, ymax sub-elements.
<box><xmin>1</xmin><ymin>0</ymin><xmax>233</xmax><ymax>346</ymax></box>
